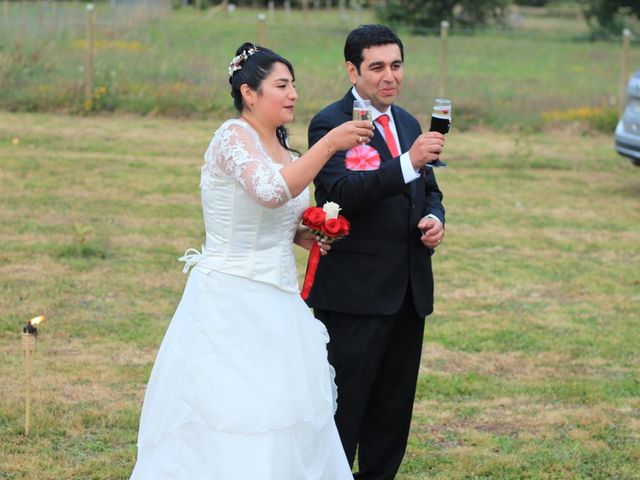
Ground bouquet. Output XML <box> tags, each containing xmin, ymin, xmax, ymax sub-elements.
<box><xmin>300</xmin><ymin>202</ymin><xmax>350</xmax><ymax>300</ymax></box>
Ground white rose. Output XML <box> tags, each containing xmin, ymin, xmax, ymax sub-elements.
<box><xmin>322</xmin><ymin>201</ymin><xmax>341</xmax><ymax>220</ymax></box>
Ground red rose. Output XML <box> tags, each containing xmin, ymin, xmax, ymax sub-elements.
<box><xmin>323</xmin><ymin>217</ymin><xmax>349</xmax><ymax>237</ymax></box>
<box><xmin>337</xmin><ymin>217</ymin><xmax>350</xmax><ymax>236</ymax></box>
<box><xmin>302</xmin><ymin>207</ymin><xmax>326</xmax><ymax>229</ymax></box>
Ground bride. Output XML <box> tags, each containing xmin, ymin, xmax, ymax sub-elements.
<box><xmin>129</xmin><ymin>43</ymin><xmax>373</xmax><ymax>479</ymax></box>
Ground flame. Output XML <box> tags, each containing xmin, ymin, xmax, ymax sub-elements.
<box><xmin>28</xmin><ymin>315</ymin><xmax>46</xmax><ymax>326</ymax></box>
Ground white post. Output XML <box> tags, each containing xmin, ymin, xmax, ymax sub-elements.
<box><xmin>439</xmin><ymin>20</ymin><xmax>449</xmax><ymax>98</ymax></box>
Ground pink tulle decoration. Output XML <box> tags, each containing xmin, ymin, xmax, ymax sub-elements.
<box><xmin>345</xmin><ymin>145</ymin><xmax>381</xmax><ymax>171</ymax></box>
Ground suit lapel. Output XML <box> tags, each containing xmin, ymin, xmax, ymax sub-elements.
<box><xmin>392</xmin><ymin>105</ymin><xmax>413</xmax><ymax>155</ymax></box>
<box><xmin>340</xmin><ymin>91</ymin><xmax>355</xmax><ymax>117</ymax></box>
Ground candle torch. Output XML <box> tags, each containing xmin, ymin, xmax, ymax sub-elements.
<box><xmin>23</xmin><ymin>315</ymin><xmax>46</xmax><ymax>435</ymax></box>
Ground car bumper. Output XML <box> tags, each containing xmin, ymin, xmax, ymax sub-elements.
<box><xmin>614</xmin><ymin>120</ymin><xmax>640</xmax><ymax>166</ymax></box>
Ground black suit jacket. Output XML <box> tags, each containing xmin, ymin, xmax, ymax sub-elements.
<box><xmin>306</xmin><ymin>91</ymin><xmax>445</xmax><ymax>318</ymax></box>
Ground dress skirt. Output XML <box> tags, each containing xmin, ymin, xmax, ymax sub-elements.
<box><xmin>130</xmin><ymin>269</ymin><xmax>352</xmax><ymax>480</ymax></box>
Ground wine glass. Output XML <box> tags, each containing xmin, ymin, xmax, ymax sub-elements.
<box><xmin>428</xmin><ymin>98</ymin><xmax>451</xmax><ymax>167</ymax></box>
<box><xmin>353</xmin><ymin>99</ymin><xmax>373</xmax><ymax>122</ymax></box>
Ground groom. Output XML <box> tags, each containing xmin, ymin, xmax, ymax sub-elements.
<box><xmin>307</xmin><ymin>25</ymin><xmax>446</xmax><ymax>479</ymax></box>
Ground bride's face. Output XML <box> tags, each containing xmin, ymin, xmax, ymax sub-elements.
<box><xmin>252</xmin><ymin>62</ymin><xmax>297</xmax><ymax>126</ymax></box>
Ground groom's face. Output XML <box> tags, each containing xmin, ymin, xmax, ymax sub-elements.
<box><xmin>347</xmin><ymin>43</ymin><xmax>404</xmax><ymax>112</ymax></box>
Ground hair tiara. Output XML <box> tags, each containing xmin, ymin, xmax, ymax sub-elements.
<box><xmin>228</xmin><ymin>45</ymin><xmax>259</xmax><ymax>78</ymax></box>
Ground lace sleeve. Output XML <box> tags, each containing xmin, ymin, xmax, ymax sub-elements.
<box><xmin>206</xmin><ymin>122</ymin><xmax>292</xmax><ymax>208</ymax></box>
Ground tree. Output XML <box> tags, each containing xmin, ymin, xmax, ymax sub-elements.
<box><xmin>583</xmin><ymin>0</ymin><xmax>640</xmax><ymax>37</ymax></box>
<box><xmin>378</xmin><ymin>0</ymin><xmax>510</xmax><ymax>32</ymax></box>
<box><xmin>513</xmin><ymin>0</ymin><xmax>549</xmax><ymax>5</ymax></box>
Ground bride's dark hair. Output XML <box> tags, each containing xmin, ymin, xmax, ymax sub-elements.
<box><xmin>229</xmin><ymin>42</ymin><xmax>299</xmax><ymax>155</ymax></box>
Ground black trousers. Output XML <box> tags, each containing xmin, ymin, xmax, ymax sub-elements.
<box><xmin>315</xmin><ymin>289</ymin><xmax>426</xmax><ymax>480</ymax></box>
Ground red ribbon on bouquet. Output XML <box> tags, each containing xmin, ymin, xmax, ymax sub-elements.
<box><xmin>300</xmin><ymin>203</ymin><xmax>350</xmax><ymax>300</ymax></box>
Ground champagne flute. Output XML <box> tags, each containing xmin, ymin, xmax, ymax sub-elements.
<box><xmin>428</xmin><ymin>98</ymin><xmax>451</xmax><ymax>167</ymax></box>
<box><xmin>353</xmin><ymin>99</ymin><xmax>373</xmax><ymax>122</ymax></box>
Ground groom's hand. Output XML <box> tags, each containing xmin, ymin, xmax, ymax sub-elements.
<box><xmin>408</xmin><ymin>132</ymin><xmax>445</xmax><ymax>170</ymax></box>
<box><xmin>418</xmin><ymin>216</ymin><xmax>444</xmax><ymax>249</ymax></box>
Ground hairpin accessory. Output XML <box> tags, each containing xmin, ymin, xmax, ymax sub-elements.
<box><xmin>228</xmin><ymin>45</ymin><xmax>259</xmax><ymax>78</ymax></box>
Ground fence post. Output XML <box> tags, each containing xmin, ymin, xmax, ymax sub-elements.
<box><xmin>439</xmin><ymin>20</ymin><xmax>449</xmax><ymax>98</ymax></box>
<box><xmin>619</xmin><ymin>28</ymin><xmax>632</xmax><ymax>115</ymax></box>
<box><xmin>257</xmin><ymin>13</ymin><xmax>266</xmax><ymax>46</ymax></box>
<box><xmin>338</xmin><ymin>0</ymin><xmax>347</xmax><ymax>21</ymax></box>
<box><xmin>37</xmin><ymin>0</ymin><xmax>44</xmax><ymax>30</ymax></box>
<box><xmin>284</xmin><ymin>0</ymin><xmax>291</xmax><ymax>22</ymax></box>
<box><xmin>3</xmin><ymin>0</ymin><xmax>9</xmax><ymax>36</ymax></box>
<box><xmin>85</xmin><ymin>3</ymin><xmax>95</xmax><ymax>110</ymax></box>
<box><xmin>353</xmin><ymin>1</ymin><xmax>361</xmax><ymax>26</ymax></box>
<box><xmin>268</xmin><ymin>0</ymin><xmax>275</xmax><ymax>20</ymax></box>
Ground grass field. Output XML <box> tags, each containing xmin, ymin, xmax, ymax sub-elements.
<box><xmin>1</xmin><ymin>110</ymin><xmax>639</xmax><ymax>479</ymax></box>
<box><xmin>1</xmin><ymin>4</ymin><xmax>639</xmax><ymax>130</ymax></box>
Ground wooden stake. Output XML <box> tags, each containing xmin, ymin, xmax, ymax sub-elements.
<box><xmin>85</xmin><ymin>3</ymin><xmax>95</xmax><ymax>110</ymax></box>
<box><xmin>284</xmin><ymin>0</ymin><xmax>291</xmax><ymax>21</ymax></box>
<box><xmin>2</xmin><ymin>0</ymin><xmax>11</xmax><ymax>39</ymax></box>
<box><xmin>3</xmin><ymin>0</ymin><xmax>9</xmax><ymax>37</ymax></box>
<box><xmin>268</xmin><ymin>0</ymin><xmax>275</xmax><ymax>20</ymax></box>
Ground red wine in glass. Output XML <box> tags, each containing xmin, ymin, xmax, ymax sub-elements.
<box><xmin>428</xmin><ymin>98</ymin><xmax>451</xmax><ymax>167</ymax></box>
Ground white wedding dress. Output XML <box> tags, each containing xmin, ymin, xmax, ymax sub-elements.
<box><xmin>130</xmin><ymin>119</ymin><xmax>352</xmax><ymax>479</ymax></box>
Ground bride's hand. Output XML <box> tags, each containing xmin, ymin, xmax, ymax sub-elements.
<box><xmin>325</xmin><ymin>120</ymin><xmax>374</xmax><ymax>153</ymax></box>
<box><xmin>294</xmin><ymin>227</ymin><xmax>332</xmax><ymax>255</ymax></box>
<box><xmin>315</xmin><ymin>235</ymin><xmax>333</xmax><ymax>256</ymax></box>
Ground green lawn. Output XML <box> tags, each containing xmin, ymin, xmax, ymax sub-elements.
<box><xmin>1</xmin><ymin>111</ymin><xmax>638</xmax><ymax>479</ymax></box>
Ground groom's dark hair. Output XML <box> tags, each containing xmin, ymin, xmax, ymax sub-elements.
<box><xmin>344</xmin><ymin>24</ymin><xmax>404</xmax><ymax>73</ymax></box>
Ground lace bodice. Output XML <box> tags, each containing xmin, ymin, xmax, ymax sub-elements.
<box><xmin>201</xmin><ymin>119</ymin><xmax>294</xmax><ymax>207</ymax></box>
<box><xmin>181</xmin><ymin>119</ymin><xmax>309</xmax><ymax>292</ymax></box>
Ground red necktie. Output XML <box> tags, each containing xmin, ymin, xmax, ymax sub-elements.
<box><xmin>376</xmin><ymin>114</ymin><xmax>400</xmax><ymax>158</ymax></box>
